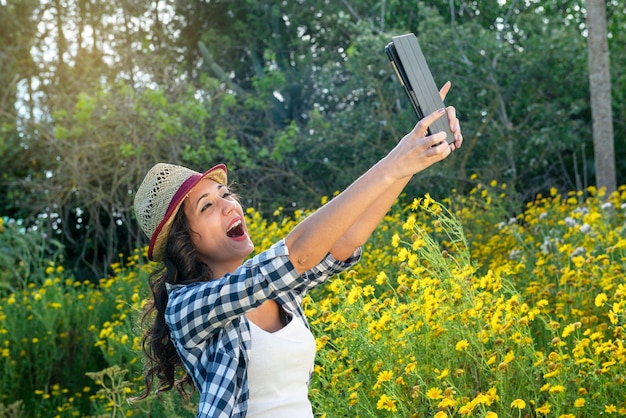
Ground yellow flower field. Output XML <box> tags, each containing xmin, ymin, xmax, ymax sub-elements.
<box><xmin>307</xmin><ymin>183</ymin><xmax>626</xmax><ymax>417</ymax></box>
<box><xmin>0</xmin><ymin>180</ymin><xmax>624</xmax><ymax>417</ymax></box>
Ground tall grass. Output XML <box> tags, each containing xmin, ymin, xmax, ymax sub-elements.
<box><xmin>0</xmin><ymin>180</ymin><xmax>624</xmax><ymax>417</ymax></box>
<box><xmin>0</xmin><ymin>217</ymin><xmax>64</xmax><ymax>292</ymax></box>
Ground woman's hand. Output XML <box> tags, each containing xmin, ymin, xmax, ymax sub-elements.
<box><xmin>375</xmin><ymin>81</ymin><xmax>463</xmax><ymax>181</ymax></box>
<box><xmin>376</xmin><ymin>111</ymin><xmax>452</xmax><ymax>181</ymax></box>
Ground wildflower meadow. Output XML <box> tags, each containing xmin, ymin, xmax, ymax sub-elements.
<box><xmin>1</xmin><ymin>178</ymin><xmax>625</xmax><ymax>417</ymax></box>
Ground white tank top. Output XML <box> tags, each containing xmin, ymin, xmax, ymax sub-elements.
<box><xmin>246</xmin><ymin>311</ymin><xmax>316</xmax><ymax>418</ymax></box>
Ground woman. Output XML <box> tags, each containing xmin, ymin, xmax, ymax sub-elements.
<box><xmin>132</xmin><ymin>83</ymin><xmax>463</xmax><ymax>417</ymax></box>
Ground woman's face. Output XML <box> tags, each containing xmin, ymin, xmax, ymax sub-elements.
<box><xmin>183</xmin><ymin>178</ymin><xmax>254</xmax><ymax>277</ymax></box>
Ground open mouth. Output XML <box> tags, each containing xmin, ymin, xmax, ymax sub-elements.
<box><xmin>226</xmin><ymin>219</ymin><xmax>245</xmax><ymax>238</ymax></box>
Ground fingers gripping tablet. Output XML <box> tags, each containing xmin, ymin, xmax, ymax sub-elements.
<box><xmin>385</xmin><ymin>33</ymin><xmax>455</xmax><ymax>144</ymax></box>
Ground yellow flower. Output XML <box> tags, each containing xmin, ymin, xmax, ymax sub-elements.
<box><xmin>455</xmin><ymin>340</ymin><xmax>470</xmax><ymax>351</ymax></box>
<box><xmin>562</xmin><ymin>323</ymin><xmax>576</xmax><ymax>338</ymax></box>
<box><xmin>404</xmin><ymin>362</ymin><xmax>416</xmax><ymax>374</ymax></box>
<box><xmin>595</xmin><ymin>293</ymin><xmax>608</xmax><ymax>307</ymax></box>
<box><xmin>376</xmin><ymin>394</ymin><xmax>397</xmax><ymax>412</ymax></box>
<box><xmin>549</xmin><ymin>385</ymin><xmax>566</xmax><ymax>394</ymax></box>
<box><xmin>458</xmin><ymin>403</ymin><xmax>474</xmax><ymax>415</ymax></box>
<box><xmin>422</xmin><ymin>193</ymin><xmax>435</xmax><ymax>209</ymax></box>
<box><xmin>536</xmin><ymin>402</ymin><xmax>551</xmax><ymax>415</ymax></box>
<box><xmin>510</xmin><ymin>399</ymin><xmax>526</xmax><ymax>409</ymax></box>
<box><xmin>397</xmin><ymin>247</ymin><xmax>408</xmax><ymax>262</ymax></box>
<box><xmin>362</xmin><ymin>285</ymin><xmax>375</xmax><ymax>297</ymax></box>
<box><xmin>435</xmin><ymin>368</ymin><xmax>449</xmax><ymax>380</ymax></box>
<box><xmin>605</xmin><ymin>404</ymin><xmax>617</xmax><ymax>414</ymax></box>
<box><xmin>411</xmin><ymin>238</ymin><xmax>426</xmax><ymax>250</ymax></box>
<box><xmin>391</xmin><ymin>233</ymin><xmax>400</xmax><ymax>248</ymax></box>
<box><xmin>471</xmin><ymin>393</ymin><xmax>490</xmax><ymax>406</ymax></box>
<box><xmin>373</xmin><ymin>370</ymin><xmax>393</xmax><ymax>389</ymax></box>
<box><xmin>346</xmin><ymin>285</ymin><xmax>361</xmax><ymax>304</ymax></box>
<box><xmin>486</xmin><ymin>387</ymin><xmax>500</xmax><ymax>403</ymax></box>
<box><xmin>426</xmin><ymin>387</ymin><xmax>443</xmax><ymax>400</ymax></box>
<box><xmin>402</xmin><ymin>214</ymin><xmax>416</xmax><ymax>230</ymax></box>
<box><xmin>572</xmin><ymin>255</ymin><xmax>585</xmax><ymax>268</ymax></box>
<box><xmin>375</xmin><ymin>271</ymin><xmax>388</xmax><ymax>285</ymax></box>
<box><xmin>485</xmin><ymin>413</ymin><xmax>498</xmax><ymax>418</ymax></box>
<box><xmin>574</xmin><ymin>398</ymin><xmax>585</xmax><ymax>407</ymax></box>
<box><xmin>438</xmin><ymin>397</ymin><xmax>456</xmax><ymax>409</ymax></box>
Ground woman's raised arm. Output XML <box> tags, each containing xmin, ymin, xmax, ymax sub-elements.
<box><xmin>285</xmin><ymin>100</ymin><xmax>463</xmax><ymax>273</ymax></box>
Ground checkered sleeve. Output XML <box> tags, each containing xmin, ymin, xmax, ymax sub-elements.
<box><xmin>165</xmin><ymin>240</ymin><xmax>303</xmax><ymax>346</ymax></box>
<box><xmin>295</xmin><ymin>247</ymin><xmax>362</xmax><ymax>295</ymax></box>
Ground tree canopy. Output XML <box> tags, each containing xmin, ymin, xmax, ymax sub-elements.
<box><xmin>1</xmin><ymin>0</ymin><xmax>624</xmax><ymax>280</ymax></box>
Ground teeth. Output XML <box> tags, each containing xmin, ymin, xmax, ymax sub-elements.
<box><xmin>227</xmin><ymin>220</ymin><xmax>242</xmax><ymax>235</ymax></box>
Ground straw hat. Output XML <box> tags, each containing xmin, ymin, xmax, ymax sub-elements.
<box><xmin>134</xmin><ymin>163</ymin><xmax>228</xmax><ymax>261</ymax></box>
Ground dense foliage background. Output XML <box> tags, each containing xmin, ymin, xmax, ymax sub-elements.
<box><xmin>0</xmin><ymin>0</ymin><xmax>624</xmax><ymax>281</ymax></box>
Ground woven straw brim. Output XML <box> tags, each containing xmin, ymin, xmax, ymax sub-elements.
<box><xmin>134</xmin><ymin>163</ymin><xmax>227</xmax><ymax>261</ymax></box>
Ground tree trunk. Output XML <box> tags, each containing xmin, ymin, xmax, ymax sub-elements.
<box><xmin>586</xmin><ymin>0</ymin><xmax>615</xmax><ymax>194</ymax></box>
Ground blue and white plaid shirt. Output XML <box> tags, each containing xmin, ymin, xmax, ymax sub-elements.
<box><xmin>165</xmin><ymin>239</ymin><xmax>361</xmax><ymax>418</ymax></box>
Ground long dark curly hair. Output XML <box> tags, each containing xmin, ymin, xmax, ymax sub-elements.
<box><xmin>132</xmin><ymin>204</ymin><xmax>212</xmax><ymax>401</ymax></box>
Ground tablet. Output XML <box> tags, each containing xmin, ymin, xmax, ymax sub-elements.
<box><xmin>385</xmin><ymin>33</ymin><xmax>454</xmax><ymax>144</ymax></box>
